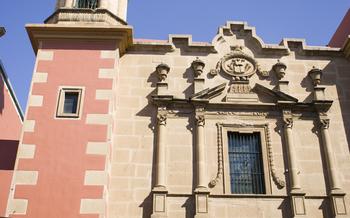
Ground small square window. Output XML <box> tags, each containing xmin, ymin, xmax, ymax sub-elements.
<box><xmin>56</xmin><ymin>88</ymin><xmax>83</xmax><ymax>118</ymax></box>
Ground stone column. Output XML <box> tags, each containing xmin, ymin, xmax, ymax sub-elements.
<box><xmin>155</xmin><ymin>112</ymin><xmax>167</xmax><ymax>188</ymax></box>
<box><xmin>151</xmin><ymin>109</ymin><xmax>168</xmax><ymax>218</ymax></box>
<box><xmin>195</xmin><ymin>114</ymin><xmax>206</xmax><ymax>188</ymax></box>
<box><xmin>194</xmin><ymin>107</ymin><xmax>209</xmax><ymax>218</ymax></box>
<box><xmin>319</xmin><ymin>117</ymin><xmax>347</xmax><ymax>217</ymax></box>
<box><xmin>282</xmin><ymin>111</ymin><xmax>306</xmax><ymax>217</ymax></box>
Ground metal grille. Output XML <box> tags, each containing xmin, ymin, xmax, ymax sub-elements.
<box><xmin>228</xmin><ymin>132</ymin><xmax>265</xmax><ymax>194</ymax></box>
<box><xmin>76</xmin><ymin>0</ymin><xmax>98</xmax><ymax>9</ymax></box>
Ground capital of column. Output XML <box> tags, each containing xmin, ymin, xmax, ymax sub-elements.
<box><xmin>196</xmin><ymin>115</ymin><xmax>205</xmax><ymax>127</ymax></box>
<box><xmin>157</xmin><ymin>114</ymin><xmax>167</xmax><ymax>126</ymax></box>
<box><xmin>319</xmin><ymin>118</ymin><xmax>330</xmax><ymax>129</ymax></box>
<box><xmin>283</xmin><ymin>117</ymin><xmax>293</xmax><ymax>128</ymax></box>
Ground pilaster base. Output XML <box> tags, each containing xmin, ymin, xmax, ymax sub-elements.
<box><xmin>194</xmin><ymin>188</ymin><xmax>210</xmax><ymax>218</ymax></box>
<box><xmin>330</xmin><ymin>190</ymin><xmax>347</xmax><ymax>217</ymax></box>
<box><xmin>151</xmin><ymin>187</ymin><xmax>168</xmax><ymax>218</ymax></box>
<box><xmin>290</xmin><ymin>191</ymin><xmax>306</xmax><ymax>217</ymax></box>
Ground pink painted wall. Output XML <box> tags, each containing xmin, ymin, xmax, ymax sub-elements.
<box><xmin>11</xmin><ymin>40</ymin><xmax>116</xmax><ymax>218</ymax></box>
<box><xmin>329</xmin><ymin>9</ymin><xmax>350</xmax><ymax>47</ymax></box>
<box><xmin>0</xmin><ymin>71</ymin><xmax>22</xmax><ymax>217</ymax></box>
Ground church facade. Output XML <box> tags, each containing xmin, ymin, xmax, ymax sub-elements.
<box><xmin>2</xmin><ymin>1</ymin><xmax>350</xmax><ymax>217</ymax></box>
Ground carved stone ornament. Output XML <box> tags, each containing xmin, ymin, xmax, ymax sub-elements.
<box><xmin>273</xmin><ymin>60</ymin><xmax>287</xmax><ymax>80</ymax></box>
<box><xmin>209</xmin><ymin>123</ymin><xmax>285</xmax><ymax>189</ymax></box>
<box><xmin>283</xmin><ymin>117</ymin><xmax>293</xmax><ymax>128</ymax></box>
<box><xmin>210</xmin><ymin>46</ymin><xmax>258</xmax><ymax>81</ymax></box>
<box><xmin>196</xmin><ymin>115</ymin><xmax>205</xmax><ymax>127</ymax></box>
<box><xmin>157</xmin><ymin>114</ymin><xmax>167</xmax><ymax>126</ymax></box>
<box><xmin>308</xmin><ymin>66</ymin><xmax>323</xmax><ymax>86</ymax></box>
<box><xmin>191</xmin><ymin>57</ymin><xmax>205</xmax><ymax>77</ymax></box>
<box><xmin>320</xmin><ymin>118</ymin><xmax>330</xmax><ymax>129</ymax></box>
<box><xmin>156</xmin><ymin>63</ymin><xmax>170</xmax><ymax>82</ymax></box>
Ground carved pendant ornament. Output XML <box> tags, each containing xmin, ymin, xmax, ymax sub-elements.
<box><xmin>210</xmin><ymin>46</ymin><xmax>258</xmax><ymax>81</ymax></box>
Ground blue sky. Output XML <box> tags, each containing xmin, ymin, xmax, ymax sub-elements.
<box><xmin>0</xmin><ymin>0</ymin><xmax>349</xmax><ymax>110</ymax></box>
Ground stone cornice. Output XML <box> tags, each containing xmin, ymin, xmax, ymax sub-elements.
<box><xmin>26</xmin><ymin>24</ymin><xmax>133</xmax><ymax>55</ymax></box>
<box><xmin>131</xmin><ymin>21</ymin><xmax>343</xmax><ymax>57</ymax></box>
<box><xmin>44</xmin><ymin>8</ymin><xmax>128</xmax><ymax>26</ymax></box>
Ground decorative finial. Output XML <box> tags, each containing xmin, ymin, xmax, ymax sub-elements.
<box><xmin>191</xmin><ymin>57</ymin><xmax>205</xmax><ymax>77</ymax></box>
<box><xmin>308</xmin><ymin>66</ymin><xmax>323</xmax><ymax>86</ymax></box>
<box><xmin>156</xmin><ymin>63</ymin><xmax>170</xmax><ymax>82</ymax></box>
<box><xmin>273</xmin><ymin>60</ymin><xmax>287</xmax><ymax>80</ymax></box>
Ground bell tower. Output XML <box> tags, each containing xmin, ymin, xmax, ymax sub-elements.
<box><xmin>6</xmin><ymin>0</ymin><xmax>132</xmax><ymax>217</ymax></box>
<box><xmin>47</xmin><ymin>0</ymin><xmax>129</xmax><ymax>25</ymax></box>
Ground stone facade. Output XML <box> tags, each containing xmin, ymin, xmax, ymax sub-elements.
<box><xmin>2</xmin><ymin>1</ymin><xmax>350</xmax><ymax>218</ymax></box>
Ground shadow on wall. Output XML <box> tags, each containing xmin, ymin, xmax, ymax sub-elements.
<box><xmin>0</xmin><ymin>140</ymin><xmax>19</xmax><ymax>170</ymax></box>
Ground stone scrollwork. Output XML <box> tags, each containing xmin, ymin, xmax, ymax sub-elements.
<box><xmin>264</xmin><ymin>124</ymin><xmax>286</xmax><ymax>189</ymax></box>
<box><xmin>209</xmin><ymin>123</ymin><xmax>224</xmax><ymax>187</ymax></box>
<box><xmin>320</xmin><ymin>118</ymin><xmax>330</xmax><ymax>129</ymax></box>
<box><xmin>195</xmin><ymin>115</ymin><xmax>205</xmax><ymax>127</ymax></box>
<box><xmin>157</xmin><ymin>113</ymin><xmax>167</xmax><ymax>126</ymax></box>
<box><xmin>209</xmin><ymin>123</ymin><xmax>285</xmax><ymax>189</ymax></box>
<box><xmin>283</xmin><ymin>117</ymin><xmax>293</xmax><ymax>128</ymax></box>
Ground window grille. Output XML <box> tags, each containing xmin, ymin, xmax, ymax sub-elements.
<box><xmin>76</xmin><ymin>0</ymin><xmax>98</xmax><ymax>9</ymax></box>
<box><xmin>228</xmin><ymin>132</ymin><xmax>265</xmax><ymax>194</ymax></box>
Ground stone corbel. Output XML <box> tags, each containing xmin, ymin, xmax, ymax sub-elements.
<box><xmin>156</xmin><ymin>63</ymin><xmax>170</xmax><ymax>95</ymax></box>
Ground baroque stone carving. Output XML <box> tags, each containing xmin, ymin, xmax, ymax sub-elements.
<box><xmin>157</xmin><ymin>114</ymin><xmax>167</xmax><ymax>126</ymax></box>
<box><xmin>264</xmin><ymin>124</ymin><xmax>286</xmax><ymax>189</ymax></box>
<box><xmin>196</xmin><ymin>115</ymin><xmax>205</xmax><ymax>127</ymax></box>
<box><xmin>156</xmin><ymin>63</ymin><xmax>170</xmax><ymax>82</ymax></box>
<box><xmin>209</xmin><ymin>123</ymin><xmax>285</xmax><ymax>189</ymax></box>
<box><xmin>209</xmin><ymin>46</ymin><xmax>258</xmax><ymax>81</ymax></box>
<box><xmin>273</xmin><ymin>60</ymin><xmax>287</xmax><ymax>80</ymax></box>
<box><xmin>209</xmin><ymin>123</ymin><xmax>223</xmax><ymax>187</ymax></box>
<box><xmin>320</xmin><ymin>118</ymin><xmax>330</xmax><ymax>129</ymax></box>
<box><xmin>228</xmin><ymin>82</ymin><xmax>252</xmax><ymax>94</ymax></box>
<box><xmin>191</xmin><ymin>57</ymin><xmax>205</xmax><ymax>77</ymax></box>
<box><xmin>283</xmin><ymin>117</ymin><xmax>293</xmax><ymax>128</ymax></box>
<box><xmin>308</xmin><ymin>66</ymin><xmax>323</xmax><ymax>86</ymax></box>
<box><xmin>214</xmin><ymin>111</ymin><xmax>268</xmax><ymax>116</ymax></box>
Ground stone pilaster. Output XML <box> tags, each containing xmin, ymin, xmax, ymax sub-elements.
<box><xmin>194</xmin><ymin>107</ymin><xmax>209</xmax><ymax>218</ymax></box>
<box><xmin>318</xmin><ymin>116</ymin><xmax>347</xmax><ymax>217</ymax></box>
<box><xmin>152</xmin><ymin>107</ymin><xmax>168</xmax><ymax>218</ymax></box>
<box><xmin>282</xmin><ymin>110</ymin><xmax>306</xmax><ymax>217</ymax></box>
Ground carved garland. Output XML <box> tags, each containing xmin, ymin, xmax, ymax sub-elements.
<box><xmin>264</xmin><ymin>124</ymin><xmax>286</xmax><ymax>189</ymax></box>
<box><xmin>209</xmin><ymin>123</ymin><xmax>224</xmax><ymax>187</ymax></box>
<box><xmin>209</xmin><ymin>123</ymin><xmax>286</xmax><ymax>189</ymax></box>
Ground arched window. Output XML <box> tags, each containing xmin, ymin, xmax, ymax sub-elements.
<box><xmin>76</xmin><ymin>0</ymin><xmax>98</xmax><ymax>9</ymax></box>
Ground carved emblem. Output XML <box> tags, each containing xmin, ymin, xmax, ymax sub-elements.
<box><xmin>210</xmin><ymin>46</ymin><xmax>258</xmax><ymax>81</ymax></box>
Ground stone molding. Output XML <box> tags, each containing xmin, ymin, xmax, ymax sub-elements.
<box><xmin>210</xmin><ymin>122</ymin><xmax>285</xmax><ymax>190</ymax></box>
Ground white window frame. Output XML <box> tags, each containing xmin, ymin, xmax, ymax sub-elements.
<box><xmin>56</xmin><ymin>86</ymin><xmax>84</xmax><ymax>119</ymax></box>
